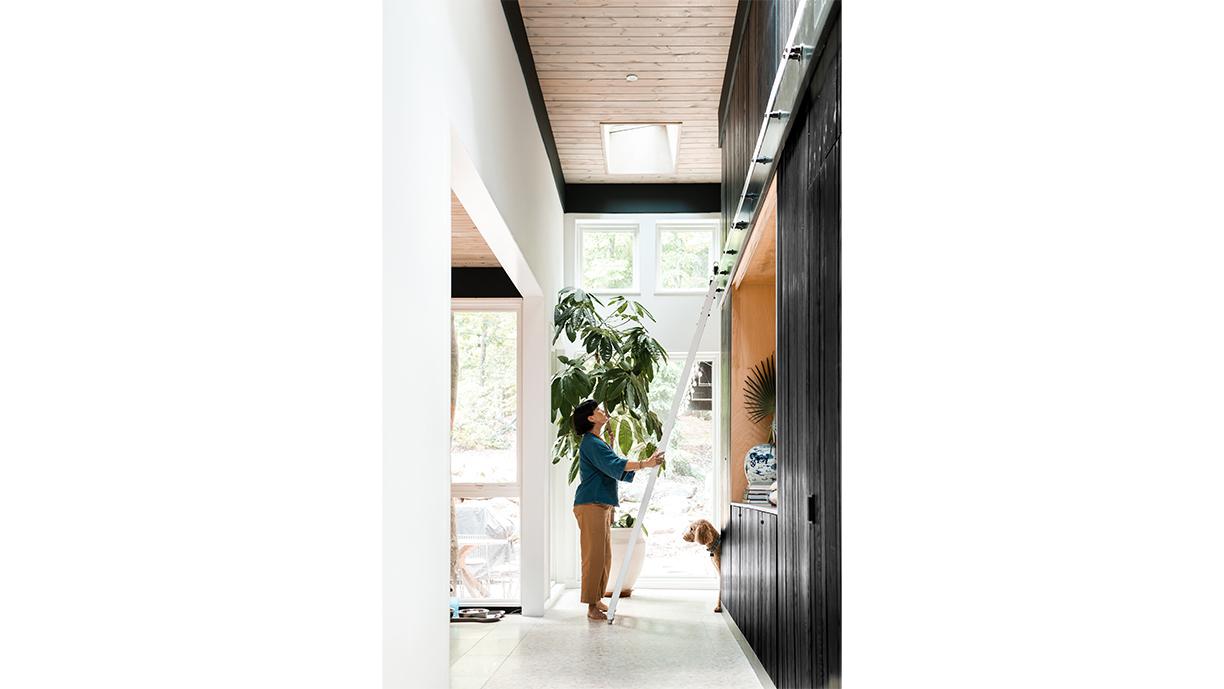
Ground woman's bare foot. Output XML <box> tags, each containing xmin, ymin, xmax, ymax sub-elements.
<box><xmin>587</xmin><ymin>604</ymin><xmax>607</xmax><ymax>620</ymax></box>
<box><xmin>596</xmin><ymin>601</ymin><xmax>608</xmax><ymax>612</ymax></box>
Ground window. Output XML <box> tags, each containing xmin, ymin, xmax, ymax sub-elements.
<box><xmin>451</xmin><ymin>300</ymin><xmax>522</xmax><ymax>604</ymax></box>
<box><xmin>578</xmin><ymin>222</ymin><xmax>639</xmax><ymax>293</ymax></box>
<box><xmin>656</xmin><ymin>222</ymin><xmax>717</xmax><ymax>292</ymax></box>
<box><xmin>451</xmin><ymin>309</ymin><xmax>518</xmax><ymax>484</ymax></box>
<box><xmin>601</xmin><ymin>123</ymin><xmax>681</xmax><ymax>175</ymax></box>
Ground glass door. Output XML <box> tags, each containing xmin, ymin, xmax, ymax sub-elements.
<box><xmin>450</xmin><ymin>299</ymin><xmax>522</xmax><ymax>605</ymax></box>
<box><xmin>618</xmin><ymin>353</ymin><xmax>722</xmax><ymax>584</ymax></box>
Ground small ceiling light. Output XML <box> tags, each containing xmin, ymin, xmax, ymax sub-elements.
<box><xmin>625</xmin><ymin>73</ymin><xmax>638</xmax><ymax>82</ymax></box>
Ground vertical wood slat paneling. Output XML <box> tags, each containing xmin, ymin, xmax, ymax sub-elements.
<box><xmin>722</xmin><ymin>506</ymin><xmax>731</xmax><ymax>616</ymax></box>
<box><xmin>764</xmin><ymin>513</ymin><xmax>779</xmax><ymax>680</ymax></box>
<box><xmin>725</xmin><ymin>505</ymin><xmax>736</xmax><ymax>618</ymax></box>
<box><xmin>723</xmin><ymin>503</ymin><xmax>777</xmax><ymax>678</ymax></box>
<box><xmin>746</xmin><ymin>511</ymin><xmax>757</xmax><ymax>649</ymax></box>
<box><xmin>720</xmin><ymin>5</ymin><xmax>839</xmax><ymax>688</ymax></box>
<box><xmin>720</xmin><ymin>1</ymin><xmax>781</xmax><ymax>237</ymax></box>
<box><xmin>777</xmin><ymin>12</ymin><xmax>840</xmax><ymax>689</ymax></box>
<box><xmin>778</xmin><ymin>75</ymin><xmax>814</xmax><ymax>689</ymax></box>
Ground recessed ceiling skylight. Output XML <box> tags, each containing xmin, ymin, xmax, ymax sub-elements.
<box><xmin>601</xmin><ymin>123</ymin><xmax>681</xmax><ymax>175</ymax></box>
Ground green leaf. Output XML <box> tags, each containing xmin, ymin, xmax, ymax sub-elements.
<box><xmin>617</xmin><ymin>417</ymin><xmax>633</xmax><ymax>455</ymax></box>
<box><xmin>552</xmin><ymin>288</ymin><xmax>668</xmax><ymax>483</ymax></box>
<box><xmin>574</xmin><ymin>368</ymin><xmax>592</xmax><ymax>392</ymax></box>
<box><xmin>744</xmin><ymin>354</ymin><xmax>776</xmax><ymax>423</ymax></box>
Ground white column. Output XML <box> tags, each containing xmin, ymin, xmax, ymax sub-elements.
<box><xmin>384</xmin><ymin>1</ymin><xmax>449</xmax><ymax>687</ymax></box>
<box><xmin>519</xmin><ymin>296</ymin><xmax>552</xmax><ymax>615</ymax></box>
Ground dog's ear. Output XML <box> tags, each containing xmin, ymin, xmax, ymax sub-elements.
<box><xmin>681</xmin><ymin>523</ymin><xmax>696</xmax><ymax>542</ymax></box>
<box><xmin>697</xmin><ymin>520</ymin><xmax>717</xmax><ymax>546</ymax></box>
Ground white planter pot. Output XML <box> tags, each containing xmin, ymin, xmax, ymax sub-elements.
<box><xmin>606</xmin><ymin>527</ymin><xmax>648</xmax><ymax>596</ymax></box>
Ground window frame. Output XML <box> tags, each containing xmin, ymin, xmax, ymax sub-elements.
<box><xmin>450</xmin><ymin>298</ymin><xmax>523</xmax><ymax>606</ymax></box>
<box><xmin>449</xmin><ymin>298</ymin><xmax>523</xmax><ymax>495</ymax></box>
<box><xmin>575</xmin><ymin>220</ymin><xmax>641</xmax><ymax>295</ymax></box>
<box><xmin>654</xmin><ymin>220</ymin><xmax>719</xmax><ymax>295</ymax></box>
<box><xmin>578</xmin><ymin>351</ymin><xmax>723</xmax><ymax>588</ymax></box>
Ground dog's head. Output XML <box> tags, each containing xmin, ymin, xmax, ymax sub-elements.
<box><xmin>682</xmin><ymin>519</ymin><xmax>719</xmax><ymax>547</ymax></box>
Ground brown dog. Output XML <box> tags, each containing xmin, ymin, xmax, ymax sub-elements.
<box><xmin>682</xmin><ymin>519</ymin><xmax>722</xmax><ymax>612</ymax></box>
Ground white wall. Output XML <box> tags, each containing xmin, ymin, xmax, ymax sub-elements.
<box><xmin>448</xmin><ymin>3</ymin><xmax>563</xmax><ymax>299</ymax></box>
<box><xmin>386</xmin><ymin>1</ymin><xmax>449</xmax><ymax>687</ymax></box>
<box><xmin>446</xmin><ymin>1</ymin><xmax>564</xmax><ymax>618</ymax></box>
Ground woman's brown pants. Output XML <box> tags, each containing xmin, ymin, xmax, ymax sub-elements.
<box><xmin>573</xmin><ymin>503</ymin><xmax>613</xmax><ymax>605</ymax></box>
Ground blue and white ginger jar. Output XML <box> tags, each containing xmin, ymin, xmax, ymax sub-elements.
<box><xmin>744</xmin><ymin>443</ymin><xmax>777</xmax><ymax>484</ymax></box>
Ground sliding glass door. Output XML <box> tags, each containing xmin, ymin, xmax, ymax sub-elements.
<box><xmin>450</xmin><ymin>299</ymin><xmax>522</xmax><ymax>605</ymax></box>
<box><xmin>618</xmin><ymin>353</ymin><xmax>722</xmax><ymax>585</ymax></box>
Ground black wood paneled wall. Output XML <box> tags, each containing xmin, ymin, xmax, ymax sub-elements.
<box><xmin>777</xmin><ymin>13</ymin><xmax>841</xmax><ymax>689</ymax></box>
<box><xmin>719</xmin><ymin>1</ymin><xmax>801</xmax><ymax>238</ymax></box>
<box><xmin>720</xmin><ymin>4</ymin><xmax>840</xmax><ymax>689</ymax></box>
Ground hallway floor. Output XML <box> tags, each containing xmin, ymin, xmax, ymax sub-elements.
<box><xmin>449</xmin><ymin>589</ymin><xmax>769</xmax><ymax>689</ymax></box>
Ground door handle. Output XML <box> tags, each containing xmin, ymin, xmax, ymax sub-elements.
<box><xmin>807</xmin><ymin>494</ymin><xmax>816</xmax><ymax>523</ymax></box>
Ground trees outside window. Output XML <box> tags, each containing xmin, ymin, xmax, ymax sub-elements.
<box><xmin>450</xmin><ymin>302</ymin><xmax>521</xmax><ymax>603</ymax></box>
<box><xmin>657</xmin><ymin>223</ymin><xmax>716</xmax><ymax>292</ymax></box>
<box><xmin>618</xmin><ymin>355</ymin><xmax>718</xmax><ymax>580</ymax></box>
<box><xmin>579</xmin><ymin>223</ymin><xmax>639</xmax><ymax>292</ymax></box>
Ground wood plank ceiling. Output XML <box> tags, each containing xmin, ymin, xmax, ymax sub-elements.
<box><xmin>519</xmin><ymin>0</ymin><xmax>737</xmax><ymax>184</ymax></box>
<box><xmin>452</xmin><ymin>193</ymin><xmax>500</xmax><ymax>268</ymax></box>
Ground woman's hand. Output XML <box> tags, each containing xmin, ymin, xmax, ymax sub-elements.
<box><xmin>647</xmin><ymin>450</ymin><xmax>666</xmax><ymax>470</ymax></box>
<box><xmin>625</xmin><ymin>451</ymin><xmax>665</xmax><ymax>472</ymax></box>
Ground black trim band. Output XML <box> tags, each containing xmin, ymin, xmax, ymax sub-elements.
<box><xmin>564</xmin><ymin>184</ymin><xmax>720</xmax><ymax>214</ymax></box>
<box><xmin>452</xmin><ymin>268</ymin><xmax>522</xmax><ymax>299</ymax></box>
<box><xmin>501</xmin><ymin>1</ymin><xmax>566</xmax><ymax>206</ymax></box>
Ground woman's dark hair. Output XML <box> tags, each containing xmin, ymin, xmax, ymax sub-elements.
<box><xmin>572</xmin><ymin>399</ymin><xmax>600</xmax><ymax>436</ymax></box>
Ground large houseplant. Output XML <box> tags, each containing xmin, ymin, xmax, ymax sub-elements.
<box><xmin>551</xmin><ymin>287</ymin><xmax>669</xmax><ymax>483</ymax></box>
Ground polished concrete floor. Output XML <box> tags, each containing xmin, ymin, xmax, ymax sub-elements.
<box><xmin>449</xmin><ymin>589</ymin><xmax>768</xmax><ymax>689</ymax></box>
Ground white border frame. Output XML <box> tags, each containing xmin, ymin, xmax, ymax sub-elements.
<box><xmin>450</xmin><ymin>298</ymin><xmax>524</xmax><ymax>607</ymax></box>
<box><xmin>654</xmin><ymin>220</ymin><xmax>719</xmax><ymax>295</ymax></box>
<box><xmin>574</xmin><ymin>220</ymin><xmax>641</xmax><ymax>295</ymax></box>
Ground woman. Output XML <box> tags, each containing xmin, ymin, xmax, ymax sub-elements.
<box><xmin>571</xmin><ymin>399</ymin><xmax>665</xmax><ymax>620</ymax></box>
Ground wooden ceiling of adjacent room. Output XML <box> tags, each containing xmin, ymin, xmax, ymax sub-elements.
<box><xmin>452</xmin><ymin>193</ymin><xmax>500</xmax><ymax>268</ymax></box>
<box><xmin>519</xmin><ymin>0</ymin><xmax>737</xmax><ymax>184</ymax></box>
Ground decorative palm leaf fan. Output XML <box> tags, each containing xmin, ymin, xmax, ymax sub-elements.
<box><xmin>744</xmin><ymin>354</ymin><xmax>776</xmax><ymax>442</ymax></box>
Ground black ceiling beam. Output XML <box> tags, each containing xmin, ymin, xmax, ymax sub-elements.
<box><xmin>501</xmin><ymin>1</ymin><xmax>566</xmax><ymax>207</ymax></box>
<box><xmin>565</xmin><ymin>184</ymin><xmax>721</xmax><ymax>214</ymax></box>
<box><xmin>452</xmin><ymin>267</ymin><xmax>522</xmax><ymax>299</ymax></box>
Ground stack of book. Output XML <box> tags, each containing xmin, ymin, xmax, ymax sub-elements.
<box><xmin>744</xmin><ymin>485</ymin><xmax>772</xmax><ymax>505</ymax></box>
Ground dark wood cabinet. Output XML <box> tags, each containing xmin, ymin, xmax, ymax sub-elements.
<box><xmin>723</xmin><ymin>503</ymin><xmax>779</xmax><ymax>681</ymax></box>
